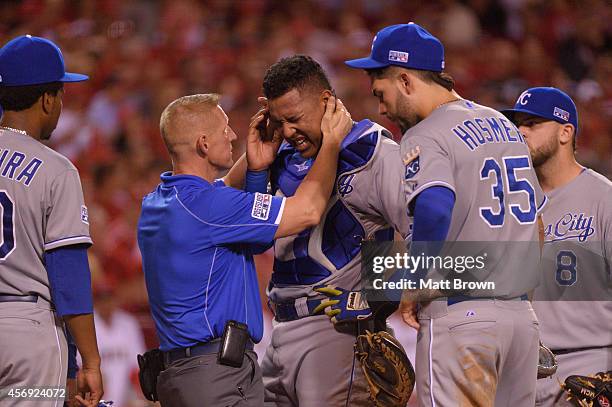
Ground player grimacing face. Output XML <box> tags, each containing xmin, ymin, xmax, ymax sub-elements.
<box><xmin>268</xmin><ymin>88</ymin><xmax>329</xmax><ymax>159</ymax></box>
<box><xmin>205</xmin><ymin>106</ymin><xmax>238</xmax><ymax>170</ymax></box>
<box><xmin>514</xmin><ymin>113</ymin><xmax>561</xmax><ymax>168</ymax></box>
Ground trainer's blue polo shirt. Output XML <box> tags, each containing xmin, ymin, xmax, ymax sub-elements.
<box><xmin>137</xmin><ymin>172</ymin><xmax>285</xmax><ymax>351</ymax></box>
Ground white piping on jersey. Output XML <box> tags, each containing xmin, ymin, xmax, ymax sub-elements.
<box><xmin>52</xmin><ymin>311</ymin><xmax>63</xmax><ymax>407</ymax></box>
<box><xmin>44</xmin><ymin>235</ymin><xmax>92</xmax><ymax>250</ymax></box>
<box><xmin>173</xmin><ymin>186</ymin><xmax>285</xmax><ymax>229</ymax></box>
<box><xmin>203</xmin><ymin>248</ymin><xmax>216</xmax><ymax>335</ymax></box>
<box><xmin>275</xmin><ymin>198</ymin><xmax>285</xmax><ymax>225</ymax></box>
<box><xmin>242</xmin><ymin>255</ymin><xmax>247</xmax><ymax>323</ymax></box>
<box><xmin>429</xmin><ymin>319</ymin><xmax>436</xmax><ymax>407</ymax></box>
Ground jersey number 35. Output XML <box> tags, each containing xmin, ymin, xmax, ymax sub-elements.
<box><xmin>479</xmin><ymin>156</ymin><xmax>537</xmax><ymax>227</ymax></box>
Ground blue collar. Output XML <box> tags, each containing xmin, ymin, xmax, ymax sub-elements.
<box><xmin>160</xmin><ymin>171</ymin><xmax>212</xmax><ymax>188</ymax></box>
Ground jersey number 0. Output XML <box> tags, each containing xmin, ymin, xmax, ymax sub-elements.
<box><xmin>0</xmin><ymin>191</ymin><xmax>16</xmax><ymax>260</ymax></box>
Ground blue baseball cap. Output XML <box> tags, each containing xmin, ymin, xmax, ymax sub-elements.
<box><xmin>0</xmin><ymin>35</ymin><xmax>88</xmax><ymax>86</ymax></box>
<box><xmin>345</xmin><ymin>23</ymin><xmax>444</xmax><ymax>72</ymax></box>
<box><xmin>501</xmin><ymin>87</ymin><xmax>578</xmax><ymax>132</ymax></box>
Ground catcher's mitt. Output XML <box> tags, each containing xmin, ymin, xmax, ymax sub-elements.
<box><xmin>537</xmin><ymin>342</ymin><xmax>558</xmax><ymax>379</ymax></box>
<box><xmin>561</xmin><ymin>371</ymin><xmax>611</xmax><ymax>407</ymax></box>
<box><xmin>355</xmin><ymin>330</ymin><xmax>415</xmax><ymax>407</ymax></box>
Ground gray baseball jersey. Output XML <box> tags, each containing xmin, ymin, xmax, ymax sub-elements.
<box><xmin>268</xmin><ymin>120</ymin><xmax>410</xmax><ymax>303</ymax></box>
<box><xmin>263</xmin><ymin>119</ymin><xmax>409</xmax><ymax>405</ymax></box>
<box><xmin>532</xmin><ymin>168</ymin><xmax>612</xmax><ymax>350</ymax></box>
<box><xmin>400</xmin><ymin>99</ymin><xmax>546</xmax><ymax>298</ymax></box>
<box><xmin>0</xmin><ymin>128</ymin><xmax>92</xmax><ymax>301</ymax></box>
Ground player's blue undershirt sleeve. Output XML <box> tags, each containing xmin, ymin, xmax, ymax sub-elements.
<box><xmin>406</xmin><ymin>186</ymin><xmax>455</xmax><ymax>283</ymax></box>
<box><xmin>412</xmin><ymin>186</ymin><xmax>455</xmax><ymax>242</ymax></box>
<box><xmin>44</xmin><ymin>244</ymin><xmax>93</xmax><ymax>317</ymax></box>
<box><xmin>66</xmin><ymin>329</ymin><xmax>79</xmax><ymax>379</ymax></box>
<box><xmin>386</xmin><ymin>187</ymin><xmax>455</xmax><ymax>298</ymax></box>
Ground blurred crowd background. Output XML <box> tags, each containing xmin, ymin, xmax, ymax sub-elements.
<box><xmin>2</xmin><ymin>0</ymin><xmax>611</xmax><ymax>404</ymax></box>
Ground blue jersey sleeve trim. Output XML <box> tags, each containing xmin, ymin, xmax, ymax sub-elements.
<box><xmin>44</xmin><ymin>235</ymin><xmax>92</xmax><ymax>251</ymax></box>
<box><xmin>537</xmin><ymin>195</ymin><xmax>548</xmax><ymax>213</ymax></box>
<box><xmin>44</xmin><ymin>244</ymin><xmax>93</xmax><ymax>317</ymax></box>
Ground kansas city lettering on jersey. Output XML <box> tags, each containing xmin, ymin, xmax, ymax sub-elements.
<box><xmin>452</xmin><ymin>116</ymin><xmax>525</xmax><ymax>151</ymax></box>
<box><xmin>0</xmin><ymin>148</ymin><xmax>43</xmax><ymax>187</ymax></box>
<box><xmin>544</xmin><ymin>212</ymin><xmax>595</xmax><ymax>242</ymax></box>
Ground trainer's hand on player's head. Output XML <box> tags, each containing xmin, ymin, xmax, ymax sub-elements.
<box><xmin>246</xmin><ymin>97</ymin><xmax>282</xmax><ymax>171</ymax></box>
<box><xmin>321</xmin><ymin>96</ymin><xmax>352</xmax><ymax>146</ymax></box>
<box><xmin>75</xmin><ymin>366</ymin><xmax>103</xmax><ymax>407</ymax></box>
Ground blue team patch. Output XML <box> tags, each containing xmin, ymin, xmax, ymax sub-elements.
<box><xmin>81</xmin><ymin>205</ymin><xmax>89</xmax><ymax>224</ymax></box>
<box><xmin>337</xmin><ymin>174</ymin><xmax>355</xmax><ymax>197</ymax></box>
<box><xmin>404</xmin><ymin>157</ymin><xmax>420</xmax><ymax>179</ymax></box>
<box><xmin>251</xmin><ymin>192</ymin><xmax>272</xmax><ymax>220</ymax></box>
<box><xmin>403</xmin><ymin>146</ymin><xmax>421</xmax><ymax>180</ymax></box>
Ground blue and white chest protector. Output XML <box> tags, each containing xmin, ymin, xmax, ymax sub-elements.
<box><xmin>268</xmin><ymin>119</ymin><xmax>410</xmax><ymax>303</ymax></box>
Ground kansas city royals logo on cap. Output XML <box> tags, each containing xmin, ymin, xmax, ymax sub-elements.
<box><xmin>403</xmin><ymin>146</ymin><xmax>420</xmax><ymax>180</ymax></box>
<box><xmin>389</xmin><ymin>50</ymin><xmax>409</xmax><ymax>63</ymax></box>
<box><xmin>518</xmin><ymin>90</ymin><xmax>532</xmax><ymax>106</ymax></box>
<box><xmin>553</xmin><ymin>107</ymin><xmax>570</xmax><ymax>122</ymax></box>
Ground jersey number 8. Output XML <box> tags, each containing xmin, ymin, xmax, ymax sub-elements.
<box><xmin>556</xmin><ymin>250</ymin><xmax>577</xmax><ymax>286</ymax></box>
<box><xmin>479</xmin><ymin>156</ymin><xmax>537</xmax><ymax>227</ymax></box>
<box><xmin>0</xmin><ymin>190</ymin><xmax>16</xmax><ymax>260</ymax></box>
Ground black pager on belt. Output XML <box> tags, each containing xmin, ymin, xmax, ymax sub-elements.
<box><xmin>218</xmin><ymin>320</ymin><xmax>249</xmax><ymax>368</ymax></box>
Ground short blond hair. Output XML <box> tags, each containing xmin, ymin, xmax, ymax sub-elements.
<box><xmin>159</xmin><ymin>93</ymin><xmax>220</xmax><ymax>156</ymax></box>
<box><xmin>160</xmin><ymin>93</ymin><xmax>220</xmax><ymax>139</ymax></box>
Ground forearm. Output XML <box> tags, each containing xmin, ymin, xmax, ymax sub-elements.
<box><xmin>275</xmin><ymin>141</ymin><xmax>341</xmax><ymax>237</ymax></box>
<box><xmin>63</xmin><ymin>314</ymin><xmax>101</xmax><ymax>368</ymax></box>
<box><xmin>222</xmin><ymin>153</ymin><xmax>247</xmax><ymax>189</ymax></box>
<box><xmin>293</xmin><ymin>140</ymin><xmax>341</xmax><ymax>213</ymax></box>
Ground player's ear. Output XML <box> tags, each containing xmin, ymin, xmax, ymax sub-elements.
<box><xmin>41</xmin><ymin>91</ymin><xmax>54</xmax><ymax>115</ymax></box>
<box><xmin>397</xmin><ymin>71</ymin><xmax>413</xmax><ymax>96</ymax></box>
<box><xmin>196</xmin><ymin>135</ymin><xmax>209</xmax><ymax>157</ymax></box>
<box><xmin>558</xmin><ymin>123</ymin><xmax>574</xmax><ymax>146</ymax></box>
<box><xmin>320</xmin><ymin>89</ymin><xmax>333</xmax><ymax>108</ymax></box>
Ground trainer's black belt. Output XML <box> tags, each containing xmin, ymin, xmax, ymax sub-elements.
<box><xmin>553</xmin><ymin>344</ymin><xmax>612</xmax><ymax>356</ymax></box>
<box><xmin>163</xmin><ymin>339</ymin><xmax>254</xmax><ymax>366</ymax></box>
<box><xmin>0</xmin><ymin>294</ymin><xmax>38</xmax><ymax>303</ymax></box>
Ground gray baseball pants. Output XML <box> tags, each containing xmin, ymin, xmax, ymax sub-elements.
<box><xmin>415</xmin><ymin>299</ymin><xmax>539</xmax><ymax>407</ymax></box>
<box><xmin>0</xmin><ymin>296</ymin><xmax>68</xmax><ymax>406</ymax></box>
